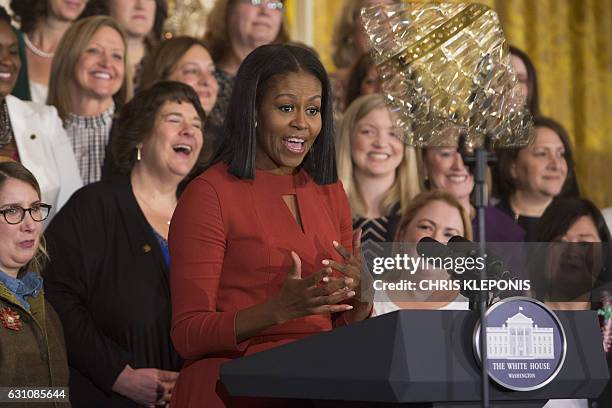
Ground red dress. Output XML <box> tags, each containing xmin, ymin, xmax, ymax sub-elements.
<box><xmin>169</xmin><ymin>163</ymin><xmax>354</xmax><ymax>407</ymax></box>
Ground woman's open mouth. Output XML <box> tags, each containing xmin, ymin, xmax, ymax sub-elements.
<box><xmin>283</xmin><ymin>138</ymin><xmax>306</xmax><ymax>154</ymax></box>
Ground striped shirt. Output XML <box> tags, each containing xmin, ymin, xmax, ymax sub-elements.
<box><xmin>65</xmin><ymin>104</ymin><xmax>115</xmax><ymax>185</ymax></box>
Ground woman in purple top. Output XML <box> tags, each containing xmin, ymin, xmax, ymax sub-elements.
<box><xmin>417</xmin><ymin>145</ymin><xmax>525</xmax><ymax>243</ymax></box>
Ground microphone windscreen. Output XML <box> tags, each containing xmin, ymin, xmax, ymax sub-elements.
<box><xmin>416</xmin><ymin>237</ymin><xmax>452</xmax><ymax>259</ymax></box>
<box><xmin>448</xmin><ymin>235</ymin><xmax>478</xmax><ymax>255</ymax></box>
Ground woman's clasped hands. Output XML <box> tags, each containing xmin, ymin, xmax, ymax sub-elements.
<box><xmin>272</xmin><ymin>230</ymin><xmax>373</xmax><ymax>324</ymax></box>
<box><xmin>112</xmin><ymin>365</ymin><xmax>179</xmax><ymax>408</ymax></box>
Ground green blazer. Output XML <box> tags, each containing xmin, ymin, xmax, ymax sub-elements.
<box><xmin>0</xmin><ymin>278</ymin><xmax>70</xmax><ymax>407</ymax></box>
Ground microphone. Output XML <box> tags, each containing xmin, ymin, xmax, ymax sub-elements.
<box><xmin>448</xmin><ymin>236</ymin><xmax>514</xmax><ymax>280</ymax></box>
<box><xmin>416</xmin><ymin>237</ymin><xmax>454</xmax><ymax>265</ymax></box>
<box><xmin>416</xmin><ymin>237</ymin><xmax>476</xmax><ymax>278</ymax></box>
<box><xmin>416</xmin><ymin>236</ymin><xmax>480</xmax><ymax>302</ymax></box>
<box><xmin>448</xmin><ymin>236</ymin><xmax>522</xmax><ymax>299</ymax></box>
<box><xmin>417</xmin><ymin>236</ymin><xmax>523</xmax><ymax>304</ymax></box>
<box><xmin>447</xmin><ymin>235</ymin><xmax>479</xmax><ymax>255</ymax></box>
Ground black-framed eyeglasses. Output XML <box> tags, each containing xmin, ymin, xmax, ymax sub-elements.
<box><xmin>249</xmin><ymin>0</ymin><xmax>284</xmax><ymax>10</ymax></box>
<box><xmin>0</xmin><ymin>204</ymin><xmax>52</xmax><ymax>225</ymax></box>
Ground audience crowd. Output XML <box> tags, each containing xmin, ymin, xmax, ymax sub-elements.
<box><xmin>0</xmin><ymin>1</ymin><xmax>610</xmax><ymax>407</ymax></box>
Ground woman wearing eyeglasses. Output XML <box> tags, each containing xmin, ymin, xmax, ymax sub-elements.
<box><xmin>0</xmin><ymin>160</ymin><xmax>70</xmax><ymax>394</ymax></box>
<box><xmin>204</xmin><ymin>0</ymin><xmax>288</xmax><ymax>143</ymax></box>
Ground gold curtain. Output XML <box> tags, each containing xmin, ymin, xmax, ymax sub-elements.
<box><xmin>307</xmin><ymin>0</ymin><xmax>612</xmax><ymax>208</ymax></box>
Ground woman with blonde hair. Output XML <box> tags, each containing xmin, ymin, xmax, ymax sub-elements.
<box><xmin>47</xmin><ymin>16</ymin><xmax>132</xmax><ymax>185</ymax></box>
<box><xmin>337</xmin><ymin>93</ymin><xmax>420</xmax><ymax>247</ymax></box>
<box><xmin>374</xmin><ymin>190</ymin><xmax>472</xmax><ymax>314</ymax></box>
<box><xmin>80</xmin><ymin>0</ymin><xmax>168</xmax><ymax>83</ymax></box>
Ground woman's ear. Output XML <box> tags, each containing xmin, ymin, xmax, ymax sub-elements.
<box><xmin>510</xmin><ymin>161</ymin><xmax>517</xmax><ymax>180</ymax></box>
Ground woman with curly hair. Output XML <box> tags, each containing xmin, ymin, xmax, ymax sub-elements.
<box><xmin>44</xmin><ymin>81</ymin><xmax>205</xmax><ymax>407</ymax></box>
<box><xmin>10</xmin><ymin>0</ymin><xmax>88</xmax><ymax>104</ymax></box>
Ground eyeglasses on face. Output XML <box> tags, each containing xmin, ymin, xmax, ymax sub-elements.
<box><xmin>248</xmin><ymin>0</ymin><xmax>284</xmax><ymax>10</ymax></box>
<box><xmin>0</xmin><ymin>204</ymin><xmax>52</xmax><ymax>225</ymax></box>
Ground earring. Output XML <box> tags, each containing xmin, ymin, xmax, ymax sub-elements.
<box><xmin>255</xmin><ymin>120</ymin><xmax>258</xmax><ymax>128</ymax></box>
<box><xmin>137</xmin><ymin>146</ymin><xmax>142</xmax><ymax>161</ymax></box>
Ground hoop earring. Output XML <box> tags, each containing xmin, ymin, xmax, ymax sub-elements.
<box><xmin>137</xmin><ymin>146</ymin><xmax>142</xmax><ymax>161</ymax></box>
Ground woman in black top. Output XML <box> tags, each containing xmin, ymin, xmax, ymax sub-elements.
<box><xmin>336</xmin><ymin>94</ymin><xmax>420</xmax><ymax>253</ymax></box>
<box><xmin>494</xmin><ymin>116</ymin><xmax>579</xmax><ymax>240</ymax></box>
<box><xmin>44</xmin><ymin>82</ymin><xmax>205</xmax><ymax>407</ymax></box>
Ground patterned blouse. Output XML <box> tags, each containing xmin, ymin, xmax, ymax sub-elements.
<box><xmin>64</xmin><ymin>104</ymin><xmax>115</xmax><ymax>185</ymax></box>
<box><xmin>353</xmin><ymin>202</ymin><xmax>401</xmax><ymax>275</ymax></box>
<box><xmin>209</xmin><ymin>69</ymin><xmax>233</xmax><ymax>131</ymax></box>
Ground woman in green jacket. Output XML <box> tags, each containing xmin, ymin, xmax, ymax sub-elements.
<box><xmin>0</xmin><ymin>160</ymin><xmax>70</xmax><ymax>407</ymax></box>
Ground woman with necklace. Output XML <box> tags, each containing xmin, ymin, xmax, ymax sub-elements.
<box><xmin>43</xmin><ymin>81</ymin><xmax>205</xmax><ymax>407</ymax></box>
<box><xmin>10</xmin><ymin>0</ymin><xmax>88</xmax><ymax>104</ymax></box>
<box><xmin>0</xmin><ymin>6</ymin><xmax>81</xmax><ymax>222</ymax></box>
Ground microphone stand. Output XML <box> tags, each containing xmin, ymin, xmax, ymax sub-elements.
<box><xmin>459</xmin><ymin>133</ymin><xmax>497</xmax><ymax>408</ymax></box>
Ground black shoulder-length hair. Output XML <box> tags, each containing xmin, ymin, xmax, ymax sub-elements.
<box><xmin>535</xmin><ymin>197</ymin><xmax>612</xmax><ymax>245</ymax></box>
<box><xmin>531</xmin><ymin>196</ymin><xmax>612</xmax><ymax>299</ymax></box>
<box><xmin>212</xmin><ymin>44</ymin><xmax>337</xmax><ymax>185</ymax></box>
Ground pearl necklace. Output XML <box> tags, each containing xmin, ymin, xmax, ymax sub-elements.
<box><xmin>24</xmin><ymin>35</ymin><xmax>55</xmax><ymax>59</ymax></box>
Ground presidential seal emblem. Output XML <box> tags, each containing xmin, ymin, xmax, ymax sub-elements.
<box><xmin>473</xmin><ymin>297</ymin><xmax>567</xmax><ymax>391</ymax></box>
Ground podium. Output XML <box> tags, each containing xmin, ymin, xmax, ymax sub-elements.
<box><xmin>221</xmin><ymin>310</ymin><xmax>609</xmax><ymax>407</ymax></box>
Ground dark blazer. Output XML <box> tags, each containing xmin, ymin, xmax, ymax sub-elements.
<box><xmin>43</xmin><ymin>176</ymin><xmax>181</xmax><ymax>408</ymax></box>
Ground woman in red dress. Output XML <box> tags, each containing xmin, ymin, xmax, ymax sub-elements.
<box><xmin>169</xmin><ymin>44</ymin><xmax>373</xmax><ymax>407</ymax></box>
